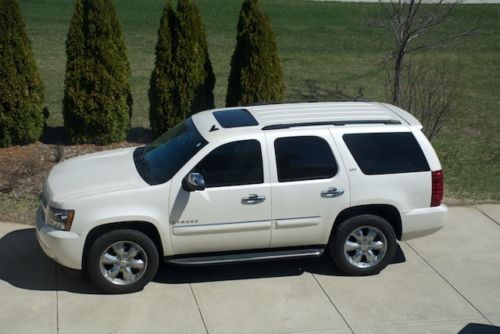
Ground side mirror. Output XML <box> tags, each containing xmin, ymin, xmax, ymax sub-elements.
<box><xmin>183</xmin><ymin>172</ymin><xmax>206</xmax><ymax>192</ymax></box>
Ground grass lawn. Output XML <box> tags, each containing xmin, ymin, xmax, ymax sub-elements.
<box><xmin>18</xmin><ymin>0</ymin><xmax>500</xmax><ymax>201</ymax></box>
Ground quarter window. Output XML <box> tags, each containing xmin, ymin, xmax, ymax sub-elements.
<box><xmin>275</xmin><ymin>136</ymin><xmax>337</xmax><ymax>182</ymax></box>
<box><xmin>193</xmin><ymin>140</ymin><xmax>263</xmax><ymax>187</ymax></box>
<box><xmin>343</xmin><ymin>132</ymin><xmax>430</xmax><ymax>175</ymax></box>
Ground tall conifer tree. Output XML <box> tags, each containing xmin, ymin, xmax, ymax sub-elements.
<box><xmin>149</xmin><ymin>3</ymin><xmax>177</xmax><ymax>137</ymax></box>
<box><xmin>0</xmin><ymin>0</ymin><xmax>44</xmax><ymax>147</ymax></box>
<box><xmin>175</xmin><ymin>0</ymin><xmax>214</xmax><ymax>116</ymax></box>
<box><xmin>226</xmin><ymin>0</ymin><xmax>284</xmax><ymax>107</ymax></box>
<box><xmin>149</xmin><ymin>0</ymin><xmax>214</xmax><ymax>136</ymax></box>
<box><xmin>63</xmin><ymin>0</ymin><xmax>132</xmax><ymax>145</ymax></box>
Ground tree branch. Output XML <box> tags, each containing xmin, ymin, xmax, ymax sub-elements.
<box><xmin>405</xmin><ymin>28</ymin><xmax>475</xmax><ymax>53</ymax></box>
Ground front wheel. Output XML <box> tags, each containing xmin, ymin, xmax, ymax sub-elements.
<box><xmin>87</xmin><ymin>229</ymin><xmax>159</xmax><ymax>293</ymax></box>
<box><xmin>330</xmin><ymin>214</ymin><xmax>397</xmax><ymax>276</ymax></box>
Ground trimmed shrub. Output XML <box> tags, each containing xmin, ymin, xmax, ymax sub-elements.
<box><xmin>63</xmin><ymin>0</ymin><xmax>132</xmax><ymax>145</ymax></box>
<box><xmin>226</xmin><ymin>0</ymin><xmax>284</xmax><ymax>107</ymax></box>
<box><xmin>0</xmin><ymin>0</ymin><xmax>44</xmax><ymax>147</ymax></box>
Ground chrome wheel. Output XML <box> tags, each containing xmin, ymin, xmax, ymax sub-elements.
<box><xmin>99</xmin><ymin>241</ymin><xmax>148</xmax><ymax>286</ymax></box>
<box><xmin>343</xmin><ymin>226</ymin><xmax>387</xmax><ymax>269</ymax></box>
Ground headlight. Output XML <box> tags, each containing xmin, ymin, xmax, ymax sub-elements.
<box><xmin>47</xmin><ymin>207</ymin><xmax>75</xmax><ymax>231</ymax></box>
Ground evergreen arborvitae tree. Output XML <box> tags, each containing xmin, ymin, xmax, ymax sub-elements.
<box><xmin>226</xmin><ymin>0</ymin><xmax>284</xmax><ymax>107</ymax></box>
<box><xmin>149</xmin><ymin>3</ymin><xmax>177</xmax><ymax>137</ymax></box>
<box><xmin>0</xmin><ymin>0</ymin><xmax>44</xmax><ymax>147</ymax></box>
<box><xmin>63</xmin><ymin>0</ymin><xmax>132</xmax><ymax>145</ymax></box>
<box><xmin>174</xmin><ymin>0</ymin><xmax>214</xmax><ymax>116</ymax></box>
<box><xmin>191</xmin><ymin>46</ymin><xmax>215</xmax><ymax>114</ymax></box>
<box><xmin>149</xmin><ymin>0</ymin><xmax>214</xmax><ymax>136</ymax></box>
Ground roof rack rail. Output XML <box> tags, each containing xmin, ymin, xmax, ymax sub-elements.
<box><xmin>262</xmin><ymin>119</ymin><xmax>401</xmax><ymax>130</ymax></box>
<box><xmin>246</xmin><ymin>99</ymin><xmax>370</xmax><ymax>107</ymax></box>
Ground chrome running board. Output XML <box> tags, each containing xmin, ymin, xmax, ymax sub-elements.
<box><xmin>166</xmin><ymin>247</ymin><xmax>325</xmax><ymax>266</ymax></box>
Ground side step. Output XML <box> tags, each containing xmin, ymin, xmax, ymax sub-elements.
<box><xmin>166</xmin><ymin>247</ymin><xmax>325</xmax><ymax>266</ymax></box>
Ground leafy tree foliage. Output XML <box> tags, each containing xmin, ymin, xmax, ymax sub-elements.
<box><xmin>149</xmin><ymin>0</ymin><xmax>214</xmax><ymax>137</ymax></box>
<box><xmin>0</xmin><ymin>0</ymin><xmax>44</xmax><ymax>147</ymax></box>
<box><xmin>63</xmin><ymin>0</ymin><xmax>132</xmax><ymax>145</ymax></box>
<box><xmin>226</xmin><ymin>0</ymin><xmax>284</xmax><ymax>107</ymax></box>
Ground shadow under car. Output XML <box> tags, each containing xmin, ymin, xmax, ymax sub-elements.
<box><xmin>0</xmin><ymin>227</ymin><xmax>406</xmax><ymax>294</ymax></box>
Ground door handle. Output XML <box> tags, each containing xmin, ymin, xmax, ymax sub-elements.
<box><xmin>242</xmin><ymin>194</ymin><xmax>266</xmax><ymax>205</ymax></box>
<box><xmin>321</xmin><ymin>187</ymin><xmax>344</xmax><ymax>198</ymax></box>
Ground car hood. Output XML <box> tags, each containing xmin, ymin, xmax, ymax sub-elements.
<box><xmin>44</xmin><ymin>147</ymin><xmax>147</xmax><ymax>203</ymax></box>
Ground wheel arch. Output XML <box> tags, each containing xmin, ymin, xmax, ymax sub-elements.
<box><xmin>82</xmin><ymin>221</ymin><xmax>164</xmax><ymax>272</ymax></box>
<box><xmin>332</xmin><ymin>204</ymin><xmax>402</xmax><ymax>240</ymax></box>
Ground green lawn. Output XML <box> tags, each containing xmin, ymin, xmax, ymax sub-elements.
<box><xmin>19</xmin><ymin>0</ymin><xmax>500</xmax><ymax>201</ymax></box>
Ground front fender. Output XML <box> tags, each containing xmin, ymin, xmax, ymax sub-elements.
<box><xmin>66</xmin><ymin>184</ymin><xmax>174</xmax><ymax>256</ymax></box>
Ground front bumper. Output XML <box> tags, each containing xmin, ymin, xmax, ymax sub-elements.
<box><xmin>36</xmin><ymin>207</ymin><xmax>85</xmax><ymax>270</ymax></box>
<box><xmin>401</xmin><ymin>204</ymin><xmax>448</xmax><ymax>240</ymax></box>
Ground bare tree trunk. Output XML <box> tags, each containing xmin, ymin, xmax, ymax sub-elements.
<box><xmin>392</xmin><ymin>51</ymin><xmax>404</xmax><ymax>105</ymax></box>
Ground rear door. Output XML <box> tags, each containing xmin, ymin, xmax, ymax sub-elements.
<box><xmin>265</xmin><ymin>128</ymin><xmax>350</xmax><ymax>247</ymax></box>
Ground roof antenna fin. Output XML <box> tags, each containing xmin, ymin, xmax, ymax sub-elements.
<box><xmin>209</xmin><ymin>124</ymin><xmax>219</xmax><ymax>132</ymax></box>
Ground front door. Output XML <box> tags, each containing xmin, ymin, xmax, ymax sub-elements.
<box><xmin>169</xmin><ymin>136</ymin><xmax>272</xmax><ymax>254</ymax></box>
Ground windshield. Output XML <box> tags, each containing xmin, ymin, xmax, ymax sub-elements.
<box><xmin>138</xmin><ymin>118</ymin><xmax>207</xmax><ymax>185</ymax></box>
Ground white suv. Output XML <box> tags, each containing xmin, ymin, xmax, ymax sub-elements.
<box><xmin>36</xmin><ymin>102</ymin><xmax>447</xmax><ymax>293</ymax></box>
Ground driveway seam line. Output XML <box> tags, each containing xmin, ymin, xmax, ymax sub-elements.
<box><xmin>311</xmin><ymin>273</ymin><xmax>355</xmax><ymax>334</ymax></box>
<box><xmin>55</xmin><ymin>262</ymin><xmax>59</xmax><ymax>334</ymax></box>
<box><xmin>405</xmin><ymin>241</ymin><xmax>494</xmax><ymax>326</ymax></box>
<box><xmin>475</xmin><ymin>206</ymin><xmax>500</xmax><ymax>226</ymax></box>
<box><xmin>188</xmin><ymin>282</ymin><xmax>210</xmax><ymax>334</ymax></box>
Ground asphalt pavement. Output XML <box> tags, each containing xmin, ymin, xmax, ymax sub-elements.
<box><xmin>0</xmin><ymin>205</ymin><xmax>499</xmax><ymax>334</ymax></box>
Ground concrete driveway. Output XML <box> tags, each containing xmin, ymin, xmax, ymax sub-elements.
<box><xmin>0</xmin><ymin>205</ymin><xmax>499</xmax><ymax>334</ymax></box>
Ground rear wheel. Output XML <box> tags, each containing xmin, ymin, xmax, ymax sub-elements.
<box><xmin>87</xmin><ymin>229</ymin><xmax>159</xmax><ymax>293</ymax></box>
<box><xmin>330</xmin><ymin>214</ymin><xmax>397</xmax><ymax>276</ymax></box>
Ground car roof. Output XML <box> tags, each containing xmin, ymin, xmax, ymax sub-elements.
<box><xmin>192</xmin><ymin>101</ymin><xmax>422</xmax><ymax>141</ymax></box>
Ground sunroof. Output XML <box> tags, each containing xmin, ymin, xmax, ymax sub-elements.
<box><xmin>213</xmin><ymin>109</ymin><xmax>258</xmax><ymax>128</ymax></box>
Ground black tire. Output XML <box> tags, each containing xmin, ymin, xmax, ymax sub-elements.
<box><xmin>330</xmin><ymin>214</ymin><xmax>397</xmax><ymax>276</ymax></box>
<box><xmin>87</xmin><ymin>229</ymin><xmax>159</xmax><ymax>294</ymax></box>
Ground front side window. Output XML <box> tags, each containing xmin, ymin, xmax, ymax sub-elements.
<box><xmin>275</xmin><ymin>136</ymin><xmax>337</xmax><ymax>182</ymax></box>
<box><xmin>136</xmin><ymin>118</ymin><xmax>207</xmax><ymax>185</ymax></box>
<box><xmin>193</xmin><ymin>140</ymin><xmax>263</xmax><ymax>187</ymax></box>
<box><xmin>343</xmin><ymin>132</ymin><xmax>430</xmax><ymax>175</ymax></box>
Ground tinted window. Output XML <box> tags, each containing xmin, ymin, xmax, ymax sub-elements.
<box><xmin>343</xmin><ymin>132</ymin><xmax>430</xmax><ymax>175</ymax></box>
<box><xmin>213</xmin><ymin>109</ymin><xmax>258</xmax><ymax>128</ymax></box>
<box><xmin>193</xmin><ymin>140</ymin><xmax>263</xmax><ymax>187</ymax></box>
<box><xmin>137</xmin><ymin>118</ymin><xmax>207</xmax><ymax>185</ymax></box>
<box><xmin>275</xmin><ymin>136</ymin><xmax>337</xmax><ymax>182</ymax></box>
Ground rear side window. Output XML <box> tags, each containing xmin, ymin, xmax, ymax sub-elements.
<box><xmin>343</xmin><ymin>132</ymin><xmax>429</xmax><ymax>175</ymax></box>
<box><xmin>193</xmin><ymin>140</ymin><xmax>263</xmax><ymax>187</ymax></box>
<box><xmin>275</xmin><ymin>136</ymin><xmax>337</xmax><ymax>182</ymax></box>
